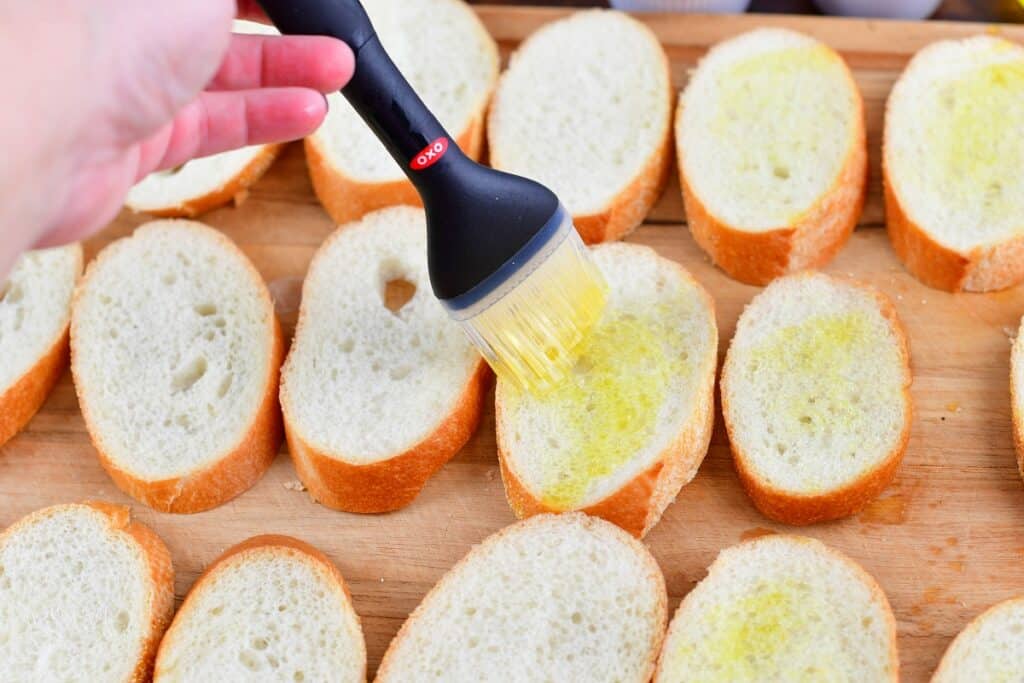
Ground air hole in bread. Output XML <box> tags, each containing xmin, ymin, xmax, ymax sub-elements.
<box><xmin>389</xmin><ymin>365</ymin><xmax>411</xmax><ymax>380</ymax></box>
<box><xmin>114</xmin><ymin>611</ymin><xmax>129</xmax><ymax>632</ymax></box>
<box><xmin>217</xmin><ymin>373</ymin><xmax>233</xmax><ymax>398</ymax></box>
<box><xmin>239</xmin><ymin>650</ymin><xmax>261</xmax><ymax>671</ymax></box>
<box><xmin>0</xmin><ymin>280</ymin><xmax>9</xmax><ymax>302</ymax></box>
<box><xmin>194</xmin><ymin>303</ymin><xmax>218</xmax><ymax>316</ymax></box>
<box><xmin>162</xmin><ymin>272</ymin><xmax>176</xmax><ymax>285</ymax></box>
<box><xmin>339</xmin><ymin>338</ymin><xmax>355</xmax><ymax>353</ymax></box>
<box><xmin>2</xmin><ymin>283</ymin><xmax>23</xmax><ymax>305</ymax></box>
<box><xmin>383</xmin><ymin>278</ymin><xmax>416</xmax><ymax>315</ymax></box>
<box><xmin>294</xmin><ymin>672</ymin><xmax>305</xmax><ymax>682</ymax></box>
<box><xmin>773</xmin><ymin>166</ymin><xmax>791</xmax><ymax>180</ymax></box>
<box><xmin>172</xmin><ymin>355</ymin><xmax>208</xmax><ymax>393</ymax></box>
<box><xmin>252</xmin><ymin>637</ymin><xmax>269</xmax><ymax>651</ymax></box>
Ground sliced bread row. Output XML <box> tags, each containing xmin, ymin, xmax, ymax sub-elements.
<box><xmin>3</xmin><ymin>504</ymin><xmax>904</xmax><ymax>681</ymax></box>
<box><xmin>0</xmin><ymin>244</ymin><xmax>82</xmax><ymax>448</ymax></box>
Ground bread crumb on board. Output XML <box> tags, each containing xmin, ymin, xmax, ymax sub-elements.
<box><xmin>283</xmin><ymin>480</ymin><xmax>307</xmax><ymax>492</ymax></box>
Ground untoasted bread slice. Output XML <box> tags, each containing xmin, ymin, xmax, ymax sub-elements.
<box><xmin>496</xmin><ymin>243</ymin><xmax>716</xmax><ymax>538</ymax></box>
<box><xmin>0</xmin><ymin>244</ymin><xmax>83</xmax><ymax>448</ymax></box>
<box><xmin>126</xmin><ymin>20</ymin><xmax>283</xmax><ymax>218</ymax></box>
<box><xmin>654</xmin><ymin>534</ymin><xmax>898</xmax><ymax>682</ymax></box>
<box><xmin>280</xmin><ymin>207</ymin><xmax>487</xmax><ymax>513</ymax></box>
<box><xmin>1010</xmin><ymin>316</ymin><xmax>1024</xmax><ymax>483</ymax></box>
<box><xmin>721</xmin><ymin>272</ymin><xmax>912</xmax><ymax>525</ymax></box>
<box><xmin>71</xmin><ymin>221</ymin><xmax>283</xmax><ymax>513</ymax></box>
<box><xmin>154</xmin><ymin>535</ymin><xmax>365</xmax><ymax>682</ymax></box>
<box><xmin>305</xmin><ymin>0</ymin><xmax>498</xmax><ymax>224</ymax></box>
<box><xmin>677</xmin><ymin>28</ymin><xmax>867</xmax><ymax>285</ymax></box>
<box><xmin>932</xmin><ymin>595</ymin><xmax>1024</xmax><ymax>682</ymax></box>
<box><xmin>885</xmin><ymin>36</ymin><xmax>1024</xmax><ymax>292</ymax></box>
<box><xmin>376</xmin><ymin>513</ymin><xmax>667</xmax><ymax>682</ymax></box>
<box><xmin>487</xmin><ymin>10</ymin><xmax>672</xmax><ymax>244</ymax></box>
<box><xmin>0</xmin><ymin>502</ymin><xmax>174</xmax><ymax>682</ymax></box>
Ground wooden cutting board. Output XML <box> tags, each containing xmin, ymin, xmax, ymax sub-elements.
<box><xmin>4</xmin><ymin>7</ymin><xmax>1024</xmax><ymax>681</ymax></box>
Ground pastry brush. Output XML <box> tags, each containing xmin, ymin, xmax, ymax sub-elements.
<box><xmin>256</xmin><ymin>0</ymin><xmax>607</xmax><ymax>394</ymax></box>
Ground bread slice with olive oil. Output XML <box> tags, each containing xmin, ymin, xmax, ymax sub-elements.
<box><xmin>496</xmin><ymin>243</ymin><xmax>717</xmax><ymax>538</ymax></box>
<box><xmin>676</xmin><ymin>28</ymin><xmax>867</xmax><ymax>285</ymax></box>
<box><xmin>0</xmin><ymin>243</ymin><xmax>82</xmax><ymax>448</ymax></box>
<box><xmin>126</xmin><ymin>20</ymin><xmax>284</xmax><ymax>218</ymax></box>
<box><xmin>305</xmin><ymin>0</ymin><xmax>499</xmax><ymax>224</ymax></box>
<box><xmin>154</xmin><ymin>535</ymin><xmax>365</xmax><ymax>683</ymax></box>
<box><xmin>885</xmin><ymin>36</ymin><xmax>1024</xmax><ymax>292</ymax></box>
<box><xmin>721</xmin><ymin>271</ymin><xmax>912</xmax><ymax>525</ymax></box>
<box><xmin>654</xmin><ymin>534</ymin><xmax>899</xmax><ymax>682</ymax></box>
<box><xmin>376</xmin><ymin>513</ymin><xmax>667</xmax><ymax>683</ymax></box>
<box><xmin>71</xmin><ymin>220</ymin><xmax>283</xmax><ymax>513</ymax></box>
<box><xmin>279</xmin><ymin>206</ymin><xmax>488</xmax><ymax>513</ymax></box>
<box><xmin>932</xmin><ymin>595</ymin><xmax>1024</xmax><ymax>682</ymax></box>
<box><xmin>487</xmin><ymin>10</ymin><xmax>673</xmax><ymax>244</ymax></box>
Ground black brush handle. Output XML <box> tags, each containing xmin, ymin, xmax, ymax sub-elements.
<box><xmin>255</xmin><ymin>0</ymin><xmax>460</xmax><ymax>189</ymax></box>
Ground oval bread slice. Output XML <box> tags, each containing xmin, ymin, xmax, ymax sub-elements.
<box><xmin>885</xmin><ymin>36</ymin><xmax>1024</xmax><ymax>292</ymax></box>
<box><xmin>154</xmin><ymin>535</ymin><xmax>365</xmax><ymax>683</ymax></box>
<box><xmin>0</xmin><ymin>244</ymin><xmax>83</xmax><ymax>447</ymax></box>
<box><xmin>496</xmin><ymin>243</ymin><xmax>717</xmax><ymax>538</ymax></box>
<box><xmin>487</xmin><ymin>10</ymin><xmax>673</xmax><ymax>244</ymax></box>
<box><xmin>0</xmin><ymin>502</ymin><xmax>174</xmax><ymax>682</ymax></box>
<box><xmin>305</xmin><ymin>0</ymin><xmax>498</xmax><ymax>224</ymax></box>
<box><xmin>654</xmin><ymin>534</ymin><xmax>898</xmax><ymax>682</ymax></box>
<box><xmin>71</xmin><ymin>221</ymin><xmax>283</xmax><ymax>513</ymax></box>
<box><xmin>280</xmin><ymin>206</ymin><xmax>487</xmax><ymax>513</ymax></box>
<box><xmin>721</xmin><ymin>272</ymin><xmax>912</xmax><ymax>525</ymax></box>
<box><xmin>677</xmin><ymin>28</ymin><xmax>867</xmax><ymax>285</ymax></box>
<box><xmin>126</xmin><ymin>20</ymin><xmax>283</xmax><ymax>218</ymax></box>
<box><xmin>932</xmin><ymin>595</ymin><xmax>1024</xmax><ymax>682</ymax></box>
<box><xmin>376</xmin><ymin>513</ymin><xmax>667</xmax><ymax>682</ymax></box>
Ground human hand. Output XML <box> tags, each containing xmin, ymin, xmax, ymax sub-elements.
<box><xmin>1</xmin><ymin>0</ymin><xmax>353</xmax><ymax>276</ymax></box>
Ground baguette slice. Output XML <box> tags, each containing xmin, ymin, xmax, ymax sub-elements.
<box><xmin>487</xmin><ymin>10</ymin><xmax>672</xmax><ymax>244</ymax></box>
<box><xmin>654</xmin><ymin>534</ymin><xmax>898</xmax><ymax>682</ymax></box>
<box><xmin>0</xmin><ymin>502</ymin><xmax>174</xmax><ymax>683</ymax></box>
<box><xmin>677</xmin><ymin>28</ymin><xmax>867</xmax><ymax>285</ymax></box>
<box><xmin>71</xmin><ymin>220</ymin><xmax>283</xmax><ymax>513</ymax></box>
<box><xmin>0</xmin><ymin>244</ymin><xmax>83</xmax><ymax>448</ymax></box>
<box><xmin>721</xmin><ymin>272</ymin><xmax>912</xmax><ymax>525</ymax></box>
<box><xmin>885</xmin><ymin>36</ymin><xmax>1024</xmax><ymax>292</ymax></box>
<box><xmin>154</xmin><ymin>535</ymin><xmax>365</xmax><ymax>683</ymax></box>
<box><xmin>496</xmin><ymin>243</ymin><xmax>717</xmax><ymax>538</ymax></box>
<box><xmin>280</xmin><ymin>206</ymin><xmax>487</xmax><ymax>513</ymax></box>
<box><xmin>305</xmin><ymin>0</ymin><xmax>498</xmax><ymax>225</ymax></box>
<box><xmin>376</xmin><ymin>513</ymin><xmax>667</xmax><ymax>683</ymax></box>
<box><xmin>126</xmin><ymin>20</ymin><xmax>283</xmax><ymax>218</ymax></box>
<box><xmin>1011</xmin><ymin>317</ymin><xmax>1024</xmax><ymax>482</ymax></box>
<box><xmin>932</xmin><ymin>595</ymin><xmax>1024</xmax><ymax>682</ymax></box>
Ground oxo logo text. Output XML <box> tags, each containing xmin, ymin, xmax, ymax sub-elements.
<box><xmin>410</xmin><ymin>137</ymin><xmax>449</xmax><ymax>171</ymax></box>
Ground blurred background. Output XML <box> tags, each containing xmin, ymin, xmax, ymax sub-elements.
<box><xmin>468</xmin><ymin>0</ymin><xmax>1024</xmax><ymax>22</ymax></box>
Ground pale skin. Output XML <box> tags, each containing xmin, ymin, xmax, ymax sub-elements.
<box><xmin>0</xmin><ymin>0</ymin><xmax>355</xmax><ymax>277</ymax></box>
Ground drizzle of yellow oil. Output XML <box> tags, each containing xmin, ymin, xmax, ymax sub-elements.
<box><xmin>506</xmin><ymin>306</ymin><xmax>688</xmax><ymax>509</ymax></box>
<box><xmin>711</xmin><ymin>45</ymin><xmax>847</xmax><ymax>222</ymax></box>
<box><xmin>929</xmin><ymin>56</ymin><xmax>1024</xmax><ymax>219</ymax></box>
<box><xmin>666</xmin><ymin>580</ymin><xmax>839</xmax><ymax>681</ymax></box>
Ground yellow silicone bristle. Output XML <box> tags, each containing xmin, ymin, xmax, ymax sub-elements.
<box><xmin>459</xmin><ymin>230</ymin><xmax>608</xmax><ymax>395</ymax></box>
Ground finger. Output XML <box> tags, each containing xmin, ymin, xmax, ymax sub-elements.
<box><xmin>136</xmin><ymin>87</ymin><xmax>328</xmax><ymax>177</ymax></box>
<box><xmin>209</xmin><ymin>34</ymin><xmax>354</xmax><ymax>93</ymax></box>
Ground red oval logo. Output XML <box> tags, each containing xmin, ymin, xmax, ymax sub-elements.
<box><xmin>409</xmin><ymin>137</ymin><xmax>449</xmax><ymax>171</ymax></box>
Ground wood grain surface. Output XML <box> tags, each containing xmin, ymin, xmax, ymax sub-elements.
<box><xmin>3</xmin><ymin>8</ymin><xmax>1024</xmax><ymax>681</ymax></box>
